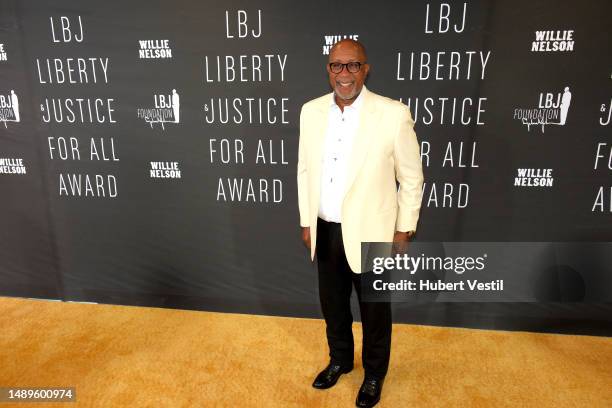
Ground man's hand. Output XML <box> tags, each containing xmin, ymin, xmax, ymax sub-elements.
<box><xmin>393</xmin><ymin>231</ymin><xmax>414</xmax><ymax>242</ymax></box>
<box><xmin>392</xmin><ymin>230</ymin><xmax>414</xmax><ymax>256</ymax></box>
<box><xmin>301</xmin><ymin>227</ymin><xmax>311</xmax><ymax>249</ymax></box>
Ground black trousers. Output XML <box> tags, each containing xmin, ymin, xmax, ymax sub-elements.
<box><xmin>316</xmin><ymin>217</ymin><xmax>392</xmax><ymax>380</ymax></box>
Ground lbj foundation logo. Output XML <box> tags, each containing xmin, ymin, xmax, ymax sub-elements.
<box><xmin>513</xmin><ymin>86</ymin><xmax>572</xmax><ymax>133</ymax></box>
<box><xmin>0</xmin><ymin>90</ymin><xmax>20</xmax><ymax>128</ymax></box>
<box><xmin>137</xmin><ymin>89</ymin><xmax>180</xmax><ymax>130</ymax></box>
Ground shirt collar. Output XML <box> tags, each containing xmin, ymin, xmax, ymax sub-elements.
<box><xmin>330</xmin><ymin>85</ymin><xmax>366</xmax><ymax>112</ymax></box>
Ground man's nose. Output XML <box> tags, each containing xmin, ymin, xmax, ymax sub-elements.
<box><xmin>336</xmin><ymin>68</ymin><xmax>352</xmax><ymax>78</ymax></box>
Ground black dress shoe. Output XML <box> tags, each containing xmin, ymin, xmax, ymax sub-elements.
<box><xmin>312</xmin><ymin>363</ymin><xmax>353</xmax><ymax>389</ymax></box>
<box><xmin>356</xmin><ymin>377</ymin><xmax>384</xmax><ymax>407</ymax></box>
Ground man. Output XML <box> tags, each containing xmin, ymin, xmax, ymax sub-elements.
<box><xmin>172</xmin><ymin>89</ymin><xmax>180</xmax><ymax>123</ymax></box>
<box><xmin>297</xmin><ymin>39</ymin><xmax>424</xmax><ymax>407</ymax></box>
<box><xmin>560</xmin><ymin>86</ymin><xmax>571</xmax><ymax>125</ymax></box>
<box><xmin>10</xmin><ymin>90</ymin><xmax>19</xmax><ymax>122</ymax></box>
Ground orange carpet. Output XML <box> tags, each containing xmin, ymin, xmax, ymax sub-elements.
<box><xmin>0</xmin><ymin>296</ymin><xmax>610</xmax><ymax>407</ymax></box>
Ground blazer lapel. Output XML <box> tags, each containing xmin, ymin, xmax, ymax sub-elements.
<box><xmin>344</xmin><ymin>87</ymin><xmax>379</xmax><ymax>196</ymax></box>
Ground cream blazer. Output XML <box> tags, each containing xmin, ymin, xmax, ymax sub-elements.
<box><xmin>297</xmin><ymin>86</ymin><xmax>424</xmax><ymax>273</ymax></box>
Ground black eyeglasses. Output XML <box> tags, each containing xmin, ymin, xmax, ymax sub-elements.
<box><xmin>329</xmin><ymin>61</ymin><xmax>366</xmax><ymax>74</ymax></box>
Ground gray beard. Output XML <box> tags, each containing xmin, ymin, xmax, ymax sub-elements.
<box><xmin>334</xmin><ymin>87</ymin><xmax>360</xmax><ymax>101</ymax></box>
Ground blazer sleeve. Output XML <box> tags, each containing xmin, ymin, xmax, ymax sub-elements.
<box><xmin>394</xmin><ymin>104</ymin><xmax>424</xmax><ymax>232</ymax></box>
<box><xmin>297</xmin><ymin>105</ymin><xmax>310</xmax><ymax>227</ymax></box>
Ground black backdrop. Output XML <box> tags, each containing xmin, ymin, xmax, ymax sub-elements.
<box><xmin>1</xmin><ymin>0</ymin><xmax>611</xmax><ymax>335</ymax></box>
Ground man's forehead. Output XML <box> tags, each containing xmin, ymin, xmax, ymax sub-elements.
<box><xmin>328</xmin><ymin>44</ymin><xmax>365</xmax><ymax>61</ymax></box>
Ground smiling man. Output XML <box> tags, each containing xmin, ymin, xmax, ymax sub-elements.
<box><xmin>297</xmin><ymin>39</ymin><xmax>424</xmax><ymax>407</ymax></box>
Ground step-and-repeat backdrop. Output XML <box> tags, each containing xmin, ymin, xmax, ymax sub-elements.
<box><xmin>1</xmin><ymin>0</ymin><xmax>610</xmax><ymax>334</ymax></box>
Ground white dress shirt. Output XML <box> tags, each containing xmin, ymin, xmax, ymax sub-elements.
<box><xmin>318</xmin><ymin>91</ymin><xmax>364</xmax><ymax>223</ymax></box>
